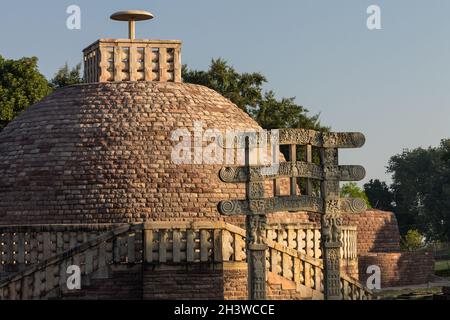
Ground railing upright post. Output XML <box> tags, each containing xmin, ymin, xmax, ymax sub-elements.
<box><xmin>143</xmin><ymin>224</ymin><xmax>153</xmax><ymax>263</ymax></box>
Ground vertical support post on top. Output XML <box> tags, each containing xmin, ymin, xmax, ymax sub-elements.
<box><xmin>289</xmin><ymin>144</ymin><xmax>297</xmax><ymax>196</ymax></box>
<box><xmin>304</xmin><ymin>144</ymin><xmax>313</xmax><ymax>196</ymax></box>
<box><xmin>129</xmin><ymin>20</ymin><xmax>136</xmax><ymax>40</ymax></box>
<box><xmin>245</xmin><ymin>136</ymin><xmax>267</xmax><ymax>300</ymax></box>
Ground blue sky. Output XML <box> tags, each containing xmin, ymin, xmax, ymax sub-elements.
<box><xmin>1</xmin><ymin>0</ymin><xmax>449</xmax><ymax>185</ymax></box>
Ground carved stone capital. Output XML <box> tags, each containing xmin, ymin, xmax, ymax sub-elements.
<box><xmin>321</xmin><ymin>215</ymin><xmax>343</xmax><ymax>245</ymax></box>
<box><xmin>246</xmin><ymin>215</ymin><xmax>267</xmax><ymax>246</ymax></box>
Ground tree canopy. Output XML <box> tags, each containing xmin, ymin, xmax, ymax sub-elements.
<box><xmin>0</xmin><ymin>55</ymin><xmax>52</xmax><ymax>131</ymax></box>
<box><xmin>387</xmin><ymin>139</ymin><xmax>450</xmax><ymax>241</ymax></box>
<box><xmin>340</xmin><ymin>182</ymin><xmax>371</xmax><ymax>208</ymax></box>
<box><xmin>182</xmin><ymin>58</ymin><xmax>328</xmax><ymax>131</ymax></box>
<box><xmin>364</xmin><ymin>179</ymin><xmax>395</xmax><ymax>212</ymax></box>
<box><xmin>50</xmin><ymin>63</ymin><xmax>83</xmax><ymax>89</ymax></box>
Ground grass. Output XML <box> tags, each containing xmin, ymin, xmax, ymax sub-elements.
<box><xmin>375</xmin><ymin>287</ymin><xmax>442</xmax><ymax>300</ymax></box>
<box><xmin>374</xmin><ymin>260</ymin><xmax>450</xmax><ymax>300</ymax></box>
<box><xmin>435</xmin><ymin>260</ymin><xmax>450</xmax><ymax>277</ymax></box>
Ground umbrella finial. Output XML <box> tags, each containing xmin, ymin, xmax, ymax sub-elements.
<box><xmin>110</xmin><ymin>10</ymin><xmax>154</xmax><ymax>40</ymax></box>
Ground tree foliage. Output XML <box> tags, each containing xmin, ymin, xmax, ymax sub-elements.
<box><xmin>0</xmin><ymin>55</ymin><xmax>52</xmax><ymax>131</ymax></box>
<box><xmin>364</xmin><ymin>179</ymin><xmax>394</xmax><ymax>211</ymax></box>
<box><xmin>340</xmin><ymin>182</ymin><xmax>371</xmax><ymax>208</ymax></box>
<box><xmin>182</xmin><ymin>58</ymin><xmax>328</xmax><ymax>131</ymax></box>
<box><xmin>50</xmin><ymin>63</ymin><xmax>83</xmax><ymax>89</ymax></box>
<box><xmin>401</xmin><ymin>229</ymin><xmax>425</xmax><ymax>251</ymax></box>
<box><xmin>387</xmin><ymin>139</ymin><xmax>450</xmax><ymax>241</ymax></box>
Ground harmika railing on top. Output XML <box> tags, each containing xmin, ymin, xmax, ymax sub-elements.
<box><xmin>83</xmin><ymin>39</ymin><xmax>182</xmax><ymax>83</ymax></box>
<box><xmin>0</xmin><ymin>222</ymin><xmax>369</xmax><ymax>300</ymax></box>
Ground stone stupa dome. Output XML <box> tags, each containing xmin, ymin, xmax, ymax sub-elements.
<box><xmin>0</xmin><ymin>81</ymin><xmax>269</xmax><ymax>225</ymax></box>
<box><xmin>0</xmin><ymin>11</ymin><xmax>306</xmax><ymax>226</ymax></box>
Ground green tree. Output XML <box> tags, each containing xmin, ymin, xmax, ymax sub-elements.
<box><xmin>182</xmin><ymin>58</ymin><xmax>328</xmax><ymax>131</ymax></box>
<box><xmin>253</xmin><ymin>91</ymin><xmax>323</xmax><ymax>130</ymax></box>
<box><xmin>364</xmin><ymin>179</ymin><xmax>394</xmax><ymax>211</ymax></box>
<box><xmin>0</xmin><ymin>55</ymin><xmax>52</xmax><ymax>131</ymax></box>
<box><xmin>50</xmin><ymin>63</ymin><xmax>83</xmax><ymax>89</ymax></box>
<box><xmin>340</xmin><ymin>182</ymin><xmax>371</xmax><ymax>208</ymax></box>
<box><xmin>388</xmin><ymin>139</ymin><xmax>450</xmax><ymax>240</ymax></box>
<box><xmin>401</xmin><ymin>229</ymin><xmax>425</xmax><ymax>251</ymax></box>
<box><xmin>182</xmin><ymin>59</ymin><xmax>265</xmax><ymax>114</ymax></box>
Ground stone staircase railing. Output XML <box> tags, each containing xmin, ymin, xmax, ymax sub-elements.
<box><xmin>219</xmin><ymin>222</ymin><xmax>370</xmax><ymax>299</ymax></box>
<box><xmin>0</xmin><ymin>224</ymin><xmax>142</xmax><ymax>299</ymax></box>
<box><xmin>0</xmin><ymin>223</ymin><xmax>356</xmax><ymax>274</ymax></box>
<box><xmin>265</xmin><ymin>224</ymin><xmax>358</xmax><ymax>261</ymax></box>
<box><xmin>0</xmin><ymin>224</ymin><xmax>118</xmax><ymax>276</ymax></box>
<box><xmin>0</xmin><ymin>222</ymin><xmax>370</xmax><ymax>300</ymax></box>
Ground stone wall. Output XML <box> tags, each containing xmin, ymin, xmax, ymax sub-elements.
<box><xmin>60</xmin><ymin>265</ymin><xmax>142</xmax><ymax>300</ymax></box>
<box><xmin>142</xmin><ymin>263</ymin><xmax>320</xmax><ymax>300</ymax></box>
<box><xmin>358</xmin><ymin>252</ymin><xmax>435</xmax><ymax>287</ymax></box>
<box><xmin>143</xmin><ymin>265</ymin><xmax>224</xmax><ymax>300</ymax></box>
<box><xmin>346</xmin><ymin>209</ymin><xmax>435</xmax><ymax>288</ymax></box>
<box><xmin>54</xmin><ymin>262</ymin><xmax>326</xmax><ymax>300</ymax></box>
<box><xmin>223</xmin><ymin>263</ymin><xmax>248</xmax><ymax>300</ymax></box>
<box><xmin>344</xmin><ymin>209</ymin><xmax>401</xmax><ymax>254</ymax></box>
<box><xmin>222</xmin><ymin>263</ymin><xmax>323</xmax><ymax>300</ymax></box>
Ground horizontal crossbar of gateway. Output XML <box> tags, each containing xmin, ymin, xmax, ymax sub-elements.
<box><xmin>219</xmin><ymin>163</ymin><xmax>366</xmax><ymax>182</ymax></box>
<box><xmin>218</xmin><ymin>196</ymin><xmax>367</xmax><ymax>216</ymax></box>
<box><xmin>216</xmin><ymin>129</ymin><xmax>365</xmax><ymax>149</ymax></box>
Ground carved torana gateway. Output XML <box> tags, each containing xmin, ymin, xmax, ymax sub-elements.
<box><xmin>218</xmin><ymin>129</ymin><xmax>367</xmax><ymax>300</ymax></box>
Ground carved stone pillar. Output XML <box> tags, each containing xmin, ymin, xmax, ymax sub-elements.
<box><xmin>246</xmin><ymin>134</ymin><xmax>267</xmax><ymax>300</ymax></box>
<box><xmin>246</xmin><ymin>179</ymin><xmax>267</xmax><ymax>300</ymax></box>
<box><xmin>321</xmin><ymin>148</ymin><xmax>342</xmax><ymax>300</ymax></box>
<box><xmin>246</xmin><ymin>214</ymin><xmax>267</xmax><ymax>300</ymax></box>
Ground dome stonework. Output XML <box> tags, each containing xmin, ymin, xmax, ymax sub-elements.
<box><xmin>0</xmin><ymin>82</ymin><xmax>265</xmax><ymax>225</ymax></box>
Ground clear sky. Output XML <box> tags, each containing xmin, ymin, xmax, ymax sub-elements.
<box><xmin>1</xmin><ymin>0</ymin><xmax>449</xmax><ymax>185</ymax></box>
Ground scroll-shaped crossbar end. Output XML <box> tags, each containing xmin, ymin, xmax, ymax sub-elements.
<box><xmin>339</xmin><ymin>198</ymin><xmax>367</xmax><ymax>214</ymax></box>
<box><xmin>218</xmin><ymin>200</ymin><xmax>236</xmax><ymax>215</ymax></box>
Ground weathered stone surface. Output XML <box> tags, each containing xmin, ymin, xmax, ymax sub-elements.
<box><xmin>219</xmin><ymin>164</ymin><xmax>366</xmax><ymax>182</ymax></box>
<box><xmin>84</xmin><ymin>39</ymin><xmax>182</xmax><ymax>83</ymax></box>
<box><xmin>0</xmin><ymin>82</ymin><xmax>270</xmax><ymax>225</ymax></box>
<box><xmin>217</xmin><ymin>129</ymin><xmax>366</xmax><ymax>149</ymax></box>
<box><xmin>219</xmin><ymin>197</ymin><xmax>366</xmax><ymax>215</ymax></box>
<box><xmin>358</xmin><ymin>252</ymin><xmax>434</xmax><ymax>288</ymax></box>
<box><xmin>278</xmin><ymin>129</ymin><xmax>365</xmax><ymax>148</ymax></box>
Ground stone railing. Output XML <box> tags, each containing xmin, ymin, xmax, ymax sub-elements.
<box><xmin>0</xmin><ymin>222</ymin><xmax>370</xmax><ymax>300</ymax></box>
<box><xmin>267</xmin><ymin>240</ymin><xmax>324</xmax><ymax>293</ymax></box>
<box><xmin>83</xmin><ymin>39</ymin><xmax>182</xmax><ymax>83</ymax></box>
<box><xmin>265</xmin><ymin>224</ymin><xmax>357</xmax><ymax>261</ymax></box>
<box><xmin>341</xmin><ymin>226</ymin><xmax>358</xmax><ymax>260</ymax></box>
<box><xmin>0</xmin><ymin>224</ymin><xmax>117</xmax><ymax>276</ymax></box>
<box><xmin>143</xmin><ymin>221</ymin><xmax>224</xmax><ymax>264</ymax></box>
<box><xmin>0</xmin><ymin>224</ymin><xmax>142</xmax><ymax>300</ymax></box>
<box><xmin>341</xmin><ymin>273</ymin><xmax>371</xmax><ymax>300</ymax></box>
<box><xmin>220</xmin><ymin>223</ymin><xmax>367</xmax><ymax>299</ymax></box>
<box><xmin>0</xmin><ymin>223</ymin><xmax>357</xmax><ymax>272</ymax></box>
<box><xmin>143</xmin><ymin>221</ymin><xmax>367</xmax><ymax>299</ymax></box>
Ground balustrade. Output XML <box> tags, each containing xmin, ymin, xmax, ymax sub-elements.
<box><xmin>0</xmin><ymin>222</ymin><xmax>369</xmax><ymax>300</ymax></box>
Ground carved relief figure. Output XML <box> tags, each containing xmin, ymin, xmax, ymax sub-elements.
<box><xmin>246</xmin><ymin>215</ymin><xmax>267</xmax><ymax>245</ymax></box>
